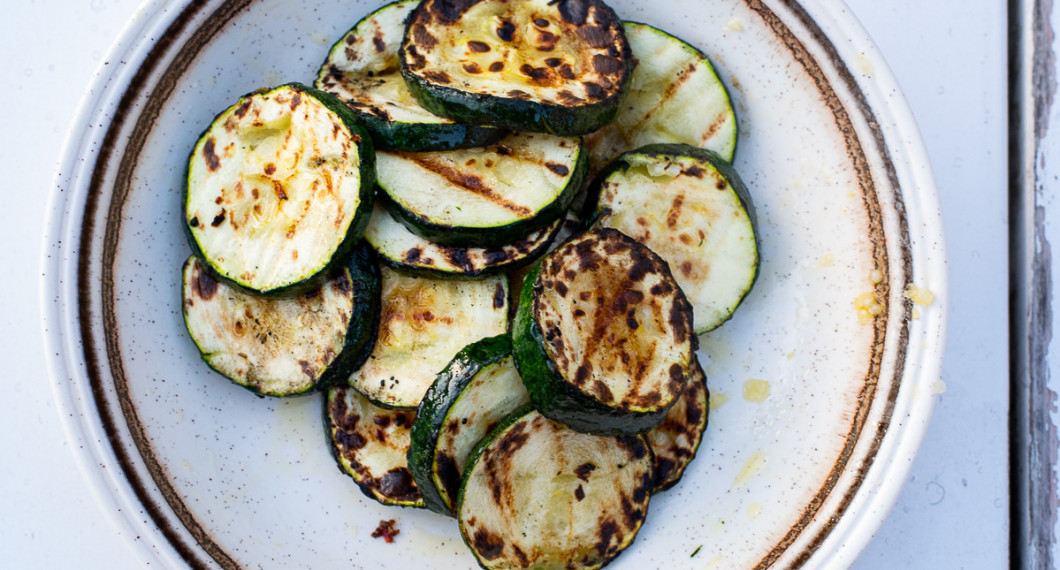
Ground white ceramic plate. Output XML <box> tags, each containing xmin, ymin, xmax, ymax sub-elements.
<box><xmin>43</xmin><ymin>0</ymin><xmax>946</xmax><ymax>568</ymax></box>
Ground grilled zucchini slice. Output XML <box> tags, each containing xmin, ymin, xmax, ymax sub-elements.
<box><xmin>512</xmin><ymin>228</ymin><xmax>695</xmax><ymax>435</ymax></box>
<box><xmin>325</xmin><ymin>385</ymin><xmax>424</xmax><ymax>507</ymax></box>
<box><xmin>316</xmin><ymin>0</ymin><xmax>506</xmax><ymax>151</ymax></box>
<box><xmin>400</xmin><ymin>0</ymin><xmax>633</xmax><ymax>136</ymax></box>
<box><xmin>587</xmin><ymin>144</ymin><xmax>758</xmax><ymax>333</ymax></box>
<box><xmin>408</xmin><ymin>334</ymin><xmax>531</xmax><ymax>515</ymax></box>
<box><xmin>457</xmin><ymin>407</ymin><xmax>654</xmax><ymax>569</ymax></box>
<box><xmin>377</xmin><ymin>131</ymin><xmax>585</xmax><ymax>247</ymax></box>
<box><xmin>181</xmin><ymin>246</ymin><xmax>380</xmax><ymax>397</ymax></box>
<box><xmin>349</xmin><ymin>266</ymin><xmax>509</xmax><ymax>409</ymax></box>
<box><xmin>364</xmin><ymin>201</ymin><xmax>564</xmax><ymax>278</ymax></box>
<box><xmin>584</xmin><ymin>22</ymin><xmax>737</xmax><ymax>167</ymax></box>
<box><xmin>184</xmin><ymin>83</ymin><xmax>374</xmax><ymax>296</ymax></box>
<box><xmin>645</xmin><ymin>354</ymin><xmax>708</xmax><ymax>491</ymax></box>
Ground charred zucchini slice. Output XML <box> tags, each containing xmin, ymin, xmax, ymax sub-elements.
<box><xmin>408</xmin><ymin>334</ymin><xmax>531</xmax><ymax>515</ymax></box>
<box><xmin>584</xmin><ymin>22</ymin><xmax>737</xmax><ymax>167</ymax></box>
<box><xmin>400</xmin><ymin>0</ymin><xmax>633</xmax><ymax>136</ymax></box>
<box><xmin>512</xmin><ymin>228</ymin><xmax>695</xmax><ymax>435</ymax></box>
<box><xmin>377</xmin><ymin>131</ymin><xmax>586</xmax><ymax>247</ymax></box>
<box><xmin>184</xmin><ymin>83</ymin><xmax>374</xmax><ymax>296</ymax></box>
<box><xmin>349</xmin><ymin>266</ymin><xmax>509</xmax><ymax>409</ymax></box>
<box><xmin>325</xmin><ymin>385</ymin><xmax>424</xmax><ymax>507</ymax></box>
<box><xmin>316</xmin><ymin>0</ymin><xmax>505</xmax><ymax>151</ymax></box>
<box><xmin>181</xmin><ymin>246</ymin><xmax>380</xmax><ymax>397</ymax></box>
<box><xmin>364</xmin><ymin>201</ymin><xmax>564</xmax><ymax>278</ymax></box>
<box><xmin>645</xmin><ymin>354</ymin><xmax>708</xmax><ymax>491</ymax></box>
<box><xmin>587</xmin><ymin>144</ymin><xmax>758</xmax><ymax>333</ymax></box>
<box><xmin>457</xmin><ymin>407</ymin><xmax>654</xmax><ymax>569</ymax></box>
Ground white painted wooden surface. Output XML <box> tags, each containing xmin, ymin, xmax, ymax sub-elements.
<box><xmin>844</xmin><ymin>1</ymin><xmax>1011</xmax><ymax>569</ymax></box>
<box><xmin>0</xmin><ymin>0</ymin><xmax>1010</xmax><ymax>567</ymax></box>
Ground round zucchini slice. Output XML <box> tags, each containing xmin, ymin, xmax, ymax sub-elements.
<box><xmin>316</xmin><ymin>0</ymin><xmax>506</xmax><ymax>151</ymax></box>
<box><xmin>400</xmin><ymin>0</ymin><xmax>633</xmax><ymax>136</ymax></box>
<box><xmin>349</xmin><ymin>266</ymin><xmax>509</xmax><ymax>410</ymax></box>
<box><xmin>184</xmin><ymin>83</ymin><xmax>375</xmax><ymax>296</ymax></box>
<box><xmin>584</xmin><ymin>22</ymin><xmax>737</xmax><ymax>167</ymax></box>
<box><xmin>325</xmin><ymin>385</ymin><xmax>424</xmax><ymax>507</ymax></box>
<box><xmin>645</xmin><ymin>354</ymin><xmax>709</xmax><ymax>491</ymax></box>
<box><xmin>364</xmin><ymin>201</ymin><xmax>564</xmax><ymax>279</ymax></box>
<box><xmin>408</xmin><ymin>334</ymin><xmax>531</xmax><ymax>515</ymax></box>
<box><xmin>457</xmin><ymin>407</ymin><xmax>654</xmax><ymax>569</ymax></box>
<box><xmin>181</xmin><ymin>246</ymin><xmax>380</xmax><ymax>397</ymax></box>
<box><xmin>512</xmin><ymin>228</ymin><xmax>695</xmax><ymax>435</ymax></box>
<box><xmin>587</xmin><ymin>143</ymin><xmax>758</xmax><ymax>333</ymax></box>
<box><xmin>377</xmin><ymin>131</ymin><xmax>586</xmax><ymax>247</ymax></box>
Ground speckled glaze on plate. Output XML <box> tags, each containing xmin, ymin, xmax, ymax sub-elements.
<box><xmin>42</xmin><ymin>0</ymin><xmax>947</xmax><ymax>568</ymax></box>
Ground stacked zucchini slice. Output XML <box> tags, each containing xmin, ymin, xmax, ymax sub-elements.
<box><xmin>180</xmin><ymin>0</ymin><xmax>758</xmax><ymax>568</ymax></box>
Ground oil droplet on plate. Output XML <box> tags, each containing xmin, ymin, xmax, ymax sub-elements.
<box><xmin>904</xmin><ymin>283</ymin><xmax>935</xmax><ymax>306</ymax></box>
<box><xmin>931</xmin><ymin>380</ymin><xmax>947</xmax><ymax>394</ymax></box>
<box><xmin>708</xmin><ymin>390</ymin><xmax>729</xmax><ymax>411</ymax></box>
<box><xmin>743</xmin><ymin>379</ymin><xmax>770</xmax><ymax>402</ymax></box>
<box><xmin>746</xmin><ymin>502</ymin><xmax>763</xmax><ymax>520</ymax></box>
<box><xmin>733</xmin><ymin>450</ymin><xmax>766</xmax><ymax>489</ymax></box>
<box><xmin>854</xmin><ymin>291</ymin><xmax>883</xmax><ymax>324</ymax></box>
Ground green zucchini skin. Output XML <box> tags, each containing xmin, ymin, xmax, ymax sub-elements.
<box><xmin>316</xmin><ymin>245</ymin><xmax>381</xmax><ymax>389</ymax></box>
<box><xmin>583</xmin><ymin>22</ymin><xmax>738</xmax><ymax>167</ymax></box>
<box><xmin>366</xmin><ymin>201</ymin><xmax>565</xmax><ymax>280</ymax></box>
<box><xmin>512</xmin><ymin>229</ymin><xmax>696</xmax><ymax>435</ymax></box>
<box><xmin>180</xmin><ymin>244</ymin><xmax>380</xmax><ymax>397</ymax></box>
<box><xmin>456</xmin><ymin>406</ymin><xmax>654</xmax><ymax>569</ymax></box>
<box><xmin>354</xmin><ymin>106</ymin><xmax>508</xmax><ymax>152</ymax></box>
<box><xmin>408</xmin><ymin>334</ymin><xmax>530</xmax><ymax>515</ymax></box>
<box><xmin>315</xmin><ymin>0</ymin><xmax>507</xmax><ymax>152</ymax></box>
<box><xmin>376</xmin><ymin>133</ymin><xmax>588</xmax><ymax>248</ymax></box>
<box><xmin>402</xmin><ymin>70</ymin><xmax>630</xmax><ymax>137</ymax></box>
<box><xmin>584</xmin><ymin>143</ymin><xmax>759</xmax><ymax>333</ymax></box>
<box><xmin>183</xmin><ymin>83</ymin><xmax>376</xmax><ymax>297</ymax></box>
<box><xmin>399</xmin><ymin>0</ymin><xmax>634</xmax><ymax>136</ymax></box>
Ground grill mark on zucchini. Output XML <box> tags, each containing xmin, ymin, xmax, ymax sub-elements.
<box><xmin>366</xmin><ymin>202</ymin><xmax>564</xmax><ymax>278</ymax></box>
<box><xmin>326</xmin><ymin>387</ymin><xmax>424</xmax><ymax>506</ymax></box>
<box><xmin>316</xmin><ymin>1</ymin><xmax>505</xmax><ymax>153</ymax></box>
<box><xmin>182</xmin><ymin>249</ymin><xmax>377</xmax><ymax>397</ymax></box>
<box><xmin>458</xmin><ymin>408</ymin><xmax>653</xmax><ymax>568</ymax></box>
<box><xmin>388</xmin><ymin>151</ymin><xmax>533</xmax><ymax>216</ymax></box>
<box><xmin>515</xmin><ymin>228</ymin><xmax>693</xmax><ymax>434</ymax></box>
<box><xmin>588</xmin><ymin>144</ymin><xmax>757</xmax><ymax>333</ymax></box>
<box><xmin>402</xmin><ymin>0</ymin><xmax>632</xmax><ymax>135</ymax></box>
<box><xmin>203</xmin><ymin>137</ymin><xmax>221</xmax><ymax>171</ymax></box>
<box><xmin>647</xmin><ymin>355</ymin><xmax>708</xmax><ymax>491</ymax></box>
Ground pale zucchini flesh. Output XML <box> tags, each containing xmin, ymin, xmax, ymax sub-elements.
<box><xmin>377</xmin><ymin>131</ymin><xmax>585</xmax><ymax>247</ymax></box>
<box><xmin>400</xmin><ymin>0</ymin><xmax>633</xmax><ymax>135</ymax></box>
<box><xmin>181</xmin><ymin>254</ymin><xmax>374</xmax><ymax>397</ymax></box>
<box><xmin>316</xmin><ymin>0</ymin><xmax>505</xmax><ymax>151</ymax></box>
<box><xmin>326</xmin><ymin>385</ymin><xmax>424</xmax><ymax>507</ymax></box>
<box><xmin>349</xmin><ymin>266</ymin><xmax>509</xmax><ymax>409</ymax></box>
<box><xmin>364</xmin><ymin>200</ymin><xmax>563</xmax><ymax>278</ymax></box>
<box><xmin>590</xmin><ymin>144</ymin><xmax>758</xmax><ymax>333</ymax></box>
<box><xmin>584</xmin><ymin>22</ymin><xmax>737</xmax><ymax>167</ymax></box>
<box><xmin>185</xmin><ymin>84</ymin><xmax>373</xmax><ymax>295</ymax></box>
<box><xmin>457</xmin><ymin>408</ymin><xmax>654</xmax><ymax>570</ymax></box>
